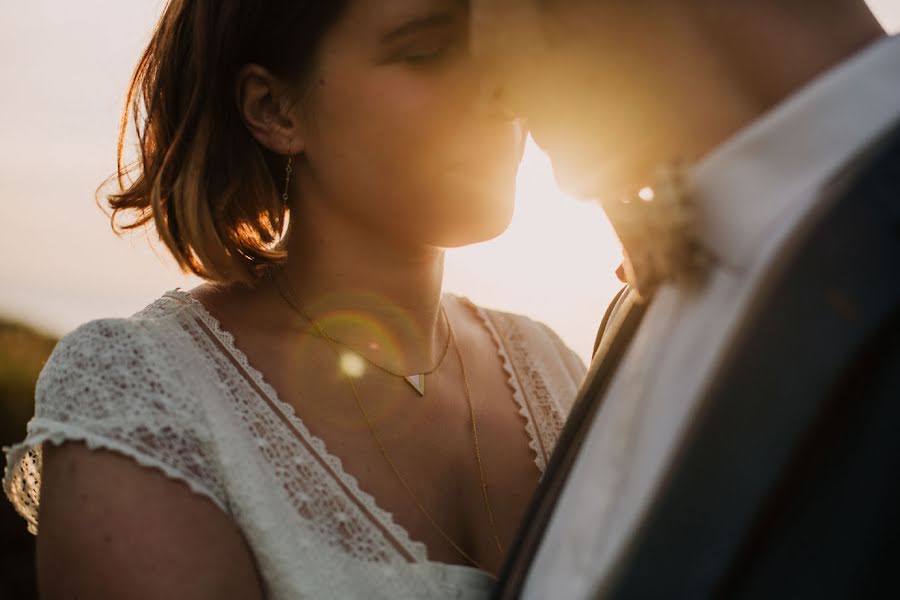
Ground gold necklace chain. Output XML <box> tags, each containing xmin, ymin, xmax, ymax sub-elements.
<box><xmin>309</xmin><ymin>308</ymin><xmax>452</xmax><ymax>380</ymax></box>
<box><xmin>270</xmin><ymin>268</ymin><xmax>451</xmax><ymax>397</ymax></box>
<box><xmin>454</xmin><ymin>329</ymin><xmax>505</xmax><ymax>558</ymax></box>
<box><xmin>272</xmin><ymin>274</ymin><xmax>503</xmax><ymax>570</ymax></box>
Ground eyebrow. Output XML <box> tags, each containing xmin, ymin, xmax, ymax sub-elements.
<box><xmin>380</xmin><ymin>13</ymin><xmax>458</xmax><ymax>43</ymax></box>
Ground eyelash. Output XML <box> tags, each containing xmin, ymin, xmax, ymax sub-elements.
<box><xmin>405</xmin><ymin>48</ymin><xmax>445</xmax><ymax>63</ymax></box>
<box><xmin>403</xmin><ymin>41</ymin><xmax>457</xmax><ymax>65</ymax></box>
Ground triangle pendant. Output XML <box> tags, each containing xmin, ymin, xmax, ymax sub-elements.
<box><xmin>405</xmin><ymin>374</ymin><xmax>425</xmax><ymax>397</ymax></box>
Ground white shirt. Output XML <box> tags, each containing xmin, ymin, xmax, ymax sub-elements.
<box><xmin>523</xmin><ymin>33</ymin><xmax>900</xmax><ymax>599</ymax></box>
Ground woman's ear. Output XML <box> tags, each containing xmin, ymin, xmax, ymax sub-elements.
<box><xmin>235</xmin><ymin>64</ymin><xmax>305</xmax><ymax>155</ymax></box>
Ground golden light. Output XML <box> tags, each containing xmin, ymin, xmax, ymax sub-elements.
<box><xmin>638</xmin><ymin>186</ymin><xmax>655</xmax><ymax>202</ymax></box>
<box><xmin>444</xmin><ymin>137</ymin><xmax>625</xmax><ymax>363</ymax></box>
<box><xmin>6</xmin><ymin>3</ymin><xmax>898</xmax><ymax>365</ymax></box>
<box><xmin>339</xmin><ymin>352</ymin><xmax>367</xmax><ymax>379</ymax></box>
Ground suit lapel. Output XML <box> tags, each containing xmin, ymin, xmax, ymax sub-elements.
<box><xmin>494</xmin><ymin>286</ymin><xmax>651</xmax><ymax>598</ymax></box>
<box><xmin>596</xmin><ymin>120</ymin><xmax>900</xmax><ymax>598</ymax></box>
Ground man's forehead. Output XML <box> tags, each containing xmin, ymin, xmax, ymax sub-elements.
<box><xmin>469</xmin><ymin>0</ymin><xmax>604</xmax><ymax>64</ymax></box>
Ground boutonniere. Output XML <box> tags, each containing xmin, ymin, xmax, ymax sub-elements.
<box><xmin>603</xmin><ymin>161</ymin><xmax>714</xmax><ymax>302</ymax></box>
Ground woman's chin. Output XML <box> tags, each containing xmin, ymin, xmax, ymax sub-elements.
<box><xmin>458</xmin><ymin>221</ymin><xmax>513</xmax><ymax>248</ymax></box>
<box><xmin>435</xmin><ymin>208</ymin><xmax>515</xmax><ymax>248</ymax></box>
<box><xmin>409</xmin><ymin>178</ymin><xmax>517</xmax><ymax>248</ymax></box>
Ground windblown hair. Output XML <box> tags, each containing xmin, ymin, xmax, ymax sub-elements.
<box><xmin>102</xmin><ymin>0</ymin><xmax>347</xmax><ymax>285</ymax></box>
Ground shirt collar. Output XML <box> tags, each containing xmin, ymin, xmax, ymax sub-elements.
<box><xmin>692</xmin><ymin>34</ymin><xmax>900</xmax><ymax>270</ymax></box>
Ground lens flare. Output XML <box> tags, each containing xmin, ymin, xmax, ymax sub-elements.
<box><xmin>339</xmin><ymin>352</ymin><xmax>366</xmax><ymax>379</ymax></box>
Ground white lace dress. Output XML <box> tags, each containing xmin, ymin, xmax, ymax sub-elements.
<box><xmin>2</xmin><ymin>289</ymin><xmax>585</xmax><ymax>599</ymax></box>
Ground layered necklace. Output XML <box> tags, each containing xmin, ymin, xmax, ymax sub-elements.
<box><xmin>271</xmin><ymin>271</ymin><xmax>503</xmax><ymax>570</ymax></box>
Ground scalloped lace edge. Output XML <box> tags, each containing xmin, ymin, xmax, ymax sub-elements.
<box><xmin>2</xmin><ymin>420</ymin><xmax>228</xmax><ymax>535</ymax></box>
<box><xmin>456</xmin><ymin>297</ymin><xmax>546</xmax><ymax>475</ymax></box>
<box><xmin>163</xmin><ymin>288</ymin><xmax>433</xmax><ymax>563</ymax></box>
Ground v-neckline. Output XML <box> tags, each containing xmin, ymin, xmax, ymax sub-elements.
<box><xmin>164</xmin><ymin>287</ymin><xmax>535</xmax><ymax>580</ymax></box>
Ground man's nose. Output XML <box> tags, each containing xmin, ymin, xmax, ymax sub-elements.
<box><xmin>481</xmin><ymin>79</ymin><xmax>520</xmax><ymax>121</ymax></box>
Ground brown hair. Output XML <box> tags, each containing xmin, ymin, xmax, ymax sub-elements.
<box><xmin>101</xmin><ymin>0</ymin><xmax>347</xmax><ymax>285</ymax></box>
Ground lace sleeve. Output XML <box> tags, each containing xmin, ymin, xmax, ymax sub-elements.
<box><xmin>2</xmin><ymin>318</ymin><xmax>229</xmax><ymax>535</ymax></box>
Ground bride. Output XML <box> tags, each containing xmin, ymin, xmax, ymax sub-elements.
<box><xmin>2</xmin><ymin>0</ymin><xmax>585</xmax><ymax>597</ymax></box>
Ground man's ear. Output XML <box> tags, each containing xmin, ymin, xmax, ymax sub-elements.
<box><xmin>236</xmin><ymin>64</ymin><xmax>305</xmax><ymax>155</ymax></box>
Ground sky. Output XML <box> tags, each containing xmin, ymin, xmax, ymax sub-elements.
<box><xmin>1</xmin><ymin>2</ymin><xmax>898</xmax><ymax>364</ymax></box>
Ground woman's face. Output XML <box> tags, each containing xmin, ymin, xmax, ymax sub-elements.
<box><xmin>294</xmin><ymin>0</ymin><xmax>525</xmax><ymax>249</ymax></box>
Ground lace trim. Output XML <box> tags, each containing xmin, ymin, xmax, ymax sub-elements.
<box><xmin>457</xmin><ymin>297</ymin><xmax>547</xmax><ymax>475</ymax></box>
<box><xmin>2</xmin><ymin>419</ymin><xmax>229</xmax><ymax>535</ymax></box>
<box><xmin>495</xmin><ymin>313</ymin><xmax>566</xmax><ymax>467</ymax></box>
<box><xmin>162</xmin><ymin>289</ymin><xmax>431</xmax><ymax>563</ymax></box>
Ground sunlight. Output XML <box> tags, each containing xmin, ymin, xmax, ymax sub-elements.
<box><xmin>444</xmin><ymin>136</ymin><xmax>624</xmax><ymax>362</ymax></box>
<box><xmin>2</xmin><ymin>1</ymin><xmax>897</xmax><ymax>365</ymax></box>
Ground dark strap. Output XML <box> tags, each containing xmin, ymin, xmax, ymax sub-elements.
<box><xmin>597</xmin><ymin>119</ymin><xmax>900</xmax><ymax>598</ymax></box>
<box><xmin>493</xmin><ymin>289</ymin><xmax>650</xmax><ymax>598</ymax></box>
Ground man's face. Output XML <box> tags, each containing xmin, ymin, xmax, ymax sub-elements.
<box><xmin>471</xmin><ymin>0</ymin><xmax>711</xmax><ymax>199</ymax></box>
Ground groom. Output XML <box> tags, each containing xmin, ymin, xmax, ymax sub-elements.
<box><xmin>472</xmin><ymin>1</ymin><xmax>900</xmax><ymax>598</ymax></box>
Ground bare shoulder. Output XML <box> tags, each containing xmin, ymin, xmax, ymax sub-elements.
<box><xmin>37</xmin><ymin>441</ymin><xmax>265</xmax><ymax>600</ymax></box>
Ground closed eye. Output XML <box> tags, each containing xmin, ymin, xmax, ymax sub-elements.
<box><xmin>380</xmin><ymin>8</ymin><xmax>467</xmax><ymax>67</ymax></box>
<box><xmin>404</xmin><ymin>44</ymin><xmax>452</xmax><ymax>64</ymax></box>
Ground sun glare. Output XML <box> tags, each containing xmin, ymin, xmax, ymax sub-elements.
<box><xmin>638</xmin><ymin>186</ymin><xmax>655</xmax><ymax>202</ymax></box>
<box><xmin>444</xmin><ymin>136</ymin><xmax>625</xmax><ymax>362</ymax></box>
<box><xmin>339</xmin><ymin>352</ymin><xmax>367</xmax><ymax>379</ymax></box>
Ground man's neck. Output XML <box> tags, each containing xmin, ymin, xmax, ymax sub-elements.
<box><xmin>692</xmin><ymin>3</ymin><xmax>886</xmax><ymax>155</ymax></box>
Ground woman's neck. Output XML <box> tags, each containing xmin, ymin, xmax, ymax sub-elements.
<box><xmin>269</xmin><ymin>194</ymin><xmax>449</xmax><ymax>375</ymax></box>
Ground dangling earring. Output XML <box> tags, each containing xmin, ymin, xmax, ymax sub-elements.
<box><xmin>282</xmin><ymin>154</ymin><xmax>293</xmax><ymax>204</ymax></box>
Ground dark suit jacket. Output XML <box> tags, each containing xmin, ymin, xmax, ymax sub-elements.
<box><xmin>494</xmin><ymin>119</ymin><xmax>900</xmax><ymax>599</ymax></box>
